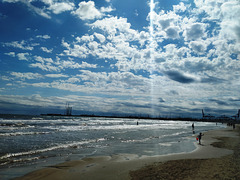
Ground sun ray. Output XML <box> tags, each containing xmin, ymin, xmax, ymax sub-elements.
<box><xmin>149</xmin><ymin>0</ymin><xmax>155</xmax><ymax>116</ymax></box>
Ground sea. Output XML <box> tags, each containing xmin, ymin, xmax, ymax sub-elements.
<box><xmin>0</xmin><ymin>115</ymin><xmax>225</xmax><ymax>179</ymax></box>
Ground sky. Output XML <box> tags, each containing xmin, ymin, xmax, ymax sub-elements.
<box><xmin>0</xmin><ymin>0</ymin><xmax>240</xmax><ymax>118</ymax></box>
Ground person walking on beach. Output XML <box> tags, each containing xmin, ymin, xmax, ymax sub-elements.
<box><xmin>198</xmin><ymin>132</ymin><xmax>204</xmax><ymax>145</ymax></box>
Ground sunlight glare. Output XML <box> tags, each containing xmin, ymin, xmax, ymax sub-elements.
<box><xmin>149</xmin><ymin>0</ymin><xmax>155</xmax><ymax>116</ymax></box>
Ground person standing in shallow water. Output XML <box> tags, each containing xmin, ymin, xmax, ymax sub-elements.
<box><xmin>192</xmin><ymin>123</ymin><xmax>195</xmax><ymax>134</ymax></box>
<box><xmin>198</xmin><ymin>132</ymin><xmax>204</xmax><ymax>145</ymax></box>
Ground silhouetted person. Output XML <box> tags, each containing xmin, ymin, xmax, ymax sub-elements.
<box><xmin>198</xmin><ymin>132</ymin><xmax>204</xmax><ymax>145</ymax></box>
<box><xmin>192</xmin><ymin>123</ymin><xmax>194</xmax><ymax>130</ymax></box>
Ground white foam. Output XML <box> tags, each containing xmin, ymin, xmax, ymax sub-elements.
<box><xmin>0</xmin><ymin>139</ymin><xmax>102</xmax><ymax>161</ymax></box>
<box><xmin>159</xmin><ymin>143</ymin><xmax>172</xmax><ymax>147</ymax></box>
<box><xmin>0</xmin><ymin>131</ymin><xmax>50</xmax><ymax>137</ymax></box>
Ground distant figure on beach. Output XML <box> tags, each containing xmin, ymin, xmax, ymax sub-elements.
<box><xmin>137</xmin><ymin>121</ymin><xmax>139</xmax><ymax>125</ymax></box>
<box><xmin>198</xmin><ymin>132</ymin><xmax>204</xmax><ymax>145</ymax></box>
<box><xmin>192</xmin><ymin>123</ymin><xmax>195</xmax><ymax>134</ymax></box>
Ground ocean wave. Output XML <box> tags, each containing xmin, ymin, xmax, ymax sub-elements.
<box><xmin>0</xmin><ymin>138</ymin><xmax>106</xmax><ymax>165</ymax></box>
<box><xmin>0</xmin><ymin>131</ymin><xmax>50</xmax><ymax>137</ymax></box>
<box><xmin>120</xmin><ymin>131</ymin><xmax>187</xmax><ymax>144</ymax></box>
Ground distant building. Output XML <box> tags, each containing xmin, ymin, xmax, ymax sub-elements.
<box><xmin>202</xmin><ymin>109</ymin><xmax>240</xmax><ymax>122</ymax></box>
<box><xmin>65</xmin><ymin>103</ymin><xmax>72</xmax><ymax>116</ymax></box>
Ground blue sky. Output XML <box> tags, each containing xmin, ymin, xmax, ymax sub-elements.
<box><xmin>0</xmin><ymin>0</ymin><xmax>240</xmax><ymax>117</ymax></box>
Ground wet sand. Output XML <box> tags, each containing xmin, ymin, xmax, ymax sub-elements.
<box><xmin>15</xmin><ymin>126</ymin><xmax>239</xmax><ymax>180</ymax></box>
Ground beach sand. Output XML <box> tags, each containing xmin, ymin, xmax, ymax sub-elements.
<box><xmin>15</xmin><ymin>126</ymin><xmax>239</xmax><ymax>180</ymax></box>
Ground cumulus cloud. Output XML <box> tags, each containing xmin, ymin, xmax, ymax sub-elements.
<box><xmin>89</xmin><ymin>17</ymin><xmax>135</xmax><ymax>37</ymax></box>
<box><xmin>29</xmin><ymin>63</ymin><xmax>60</xmax><ymax>72</ymax></box>
<box><xmin>165</xmin><ymin>27</ymin><xmax>179</xmax><ymax>39</ymax></box>
<box><xmin>61</xmin><ymin>16</ymin><xmax>140</xmax><ymax>65</ymax></box>
<box><xmin>48</xmin><ymin>2</ymin><xmax>74</xmax><ymax>14</ymax></box>
<box><xmin>3</xmin><ymin>40</ymin><xmax>34</xmax><ymax>50</ymax></box>
<box><xmin>41</xmin><ymin>47</ymin><xmax>53</xmax><ymax>53</ymax></box>
<box><xmin>94</xmin><ymin>33</ymin><xmax>106</xmax><ymax>43</ymax></box>
<box><xmin>45</xmin><ymin>74</ymin><xmax>68</xmax><ymax>78</ymax></box>
<box><xmin>3</xmin><ymin>0</ymin><xmax>74</xmax><ymax>18</ymax></box>
<box><xmin>100</xmin><ymin>6</ymin><xmax>114</xmax><ymax>13</ymax></box>
<box><xmin>17</xmin><ymin>53</ymin><xmax>30</xmax><ymax>61</ymax></box>
<box><xmin>4</xmin><ymin>52</ymin><xmax>15</xmax><ymax>57</ymax></box>
<box><xmin>1</xmin><ymin>1</ymin><xmax>240</xmax><ymax>116</ymax></box>
<box><xmin>159</xmin><ymin>19</ymin><xmax>171</xmax><ymax>30</ymax></box>
<box><xmin>184</xmin><ymin>23</ymin><xmax>207</xmax><ymax>41</ymax></box>
<box><xmin>60</xmin><ymin>61</ymin><xmax>97</xmax><ymax>69</ymax></box>
<box><xmin>72</xmin><ymin>1</ymin><xmax>102</xmax><ymax>20</ymax></box>
<box><xmin>194</xmin><ymin>0</ymin><xmax>240</xmax><ymax>42</ymax></box>
<box><xmin>3</xmin><ymin>0</ymin><xmax>51</xmax><ymax>18</ymax></box>
<box><xmin>34</xmin><ymin>56</ymin><xmax>53</xmax><ymax>63</ymax></box>
<box><xmin>65</xmin><ymin>77</ymin><xmax>81</xmax><ymax>83</ymax></box>
<box><xmin>10</xmin><ymin>72</ymin><xmax>43</xmax><ymax>80</ymax></box>
<box><xmin>173</xmin><ymin>2</ymin><xmax>187</xmax><ymax>12</ymax></box>
<box><xmin>36</xmin><ymin>35</ymin><xmax>51</xmax><ymax>39</ymax></box>
<box><xmin>189</xmin><ymin>40</ymin><xmax>209</xmax><ymax>54</ymax></box>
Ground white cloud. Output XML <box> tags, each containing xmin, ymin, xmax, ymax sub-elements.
<box><xmin>76</xmin><ymin>70</ymin><xmax>148</xmax><ymax>91</ymax></box>
<box><xmin>17</xmin><ymin>53</ymin><xmax>30</xmax><ymax>61</ymax></box>
<box><xmin>48</xmin><ymin>2</ymin><xmax>74</xmax><ymax>14</ymax></box>
<box><xmin>72</xmin><ymin>1</ymin><xmax>102</xmax><ymax>20</ymax></box>
<box><xmin>219</xmin><ymin>1</ymin><xmax>240</xmax><ymax>41</ymax></box>
<box><xmin>3</xmin><ymin>0</ymin><xmax>75</xmax><ymax>18</ymax></box>
<box><xmin>36</xmin><ymin>35</ymin><xmax>51</xmax><ymax>39</ymax></box>
<box><xmin>63</xmin><ymin>44</ymin><xmax>89</xmax><ymax>58</ymax></box>
<box><xmin>41</xmin><ymin>47</ymin><xmax>53</xmax><ymax>53</ymax></box>
<box><xmin>81</xmin><ymin>61</ymin><xmax>97</xmax><ymax>68</ymax></box>
<box><xmin>173</xmin><ymin>2</ymin><xmax>187</xmax><ymax>12</ymax></box>
<box><xmin>75</xmin><ymin>34</ymin><xmax>94</xmax><ymax>42</ymax></box>
<box><xmin>194</xmin><ymin>0</ymin><xmax>240</xmax><ymax>42</ymax></box>
<box><xmin>159</xmin><ymin>19</ymin><xmax>171</xmax><ymax>30</ymax></box>
<box><xmin>89</xmin><ymin>16</ymin><xmax>134</xmax><ymax>36</ymax></box>
<box><xmin>34</xmin><ymin>56</ymin><xmax>53</xmax><ymax>63</ymax></box>
<box><xmin>3</xmin><ymin>0</ymin><xmax>51</xmax><ymax>18</ymax></box>
<box><xmin>3</xmin><ymin>0</ymin><xmax>21</xmax><ymax>2</ymax></box>
<box><xmin>4</xmin><ymin>52</ymin><xmax>15</xmax><ymax>57</ymax></box>
<box><xmin>183</xmin><ymin>23</ymin><xmax>207</xmax><ymax>41</ymax></box>
<box><xmin>88</xmin><ymin>41</ymin><xmax>99</xmax><ymax>50</ymax></box>
<box><xmin>29</xmin><ymin>63</ymin><xmax>58</xmax><ymax>72</ymax></box>
<box><xmin>3</xmin><ymin>40</ymin><xmax>34</xmax><ymax>50</ymax></box>
<box><xmin>189</xmin><ymin>40</ymin><xmax>209</xmax><ymax>55</ymax></box>
<box><xmin>100</xmin><ymin>6</ymin><xmax>114</xmax><ymax>13</ymax></box>
<box><xmin>165</xmin><ymin>26</ymin><xmax>180</xmax><ymax>39</ymax></box>
<box><xmin>60</xmin><ymin>60</ymin><xmax>97</xmax><ymax>69</ymax></box>
<box><xmin>94</xmin><ymin>32</ymin><xmax>106</xmax><ymax>43</ymax></box>
<box><xmin>11</xmin><ymin>72</ymin><xmax>43</xmax><ymax>80</ymax></box>
<box><xmin>31</xmin><ymin>82</ymin><xmax>51</xmax><ymax>88</ymax></box>
<box><xmin>45</xmin><ymin>74</ymin><xmax>68</xmax><ymax>78</ymax></box>
<box><xmin>65</xmin><ymin>77</ymin><xmax>81</xmax><ymax>83</ymax></box>
<box><xmin>41</xmin><ymin>0</ymin><xmax>53</xmax><ymax>5</ymax></box>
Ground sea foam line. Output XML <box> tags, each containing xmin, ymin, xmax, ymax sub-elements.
<box><xmin>0</xmin><ymin>131</ymin><xmax>50</xmax><ymax>137</ymax></box>
<box><xmin>0</xmin><ymin>139</ymin><xmax>102</xmax><ymax>161</ymax></box>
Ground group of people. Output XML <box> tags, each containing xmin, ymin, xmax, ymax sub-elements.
<box><xmin>192</xmin><ymin>123</ymin><xmax>204</xmax><ymax>145</ymax></box>
<box><xmin>227</xmin><ymin>122</ymin><xmax>236</xmax><ymax>129</ymax></box>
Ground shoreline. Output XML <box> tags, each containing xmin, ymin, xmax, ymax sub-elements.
<box><xmin>14</xmin><ymin>126</ymin><xmax>239</xmax><ymax>180</ymax></box>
